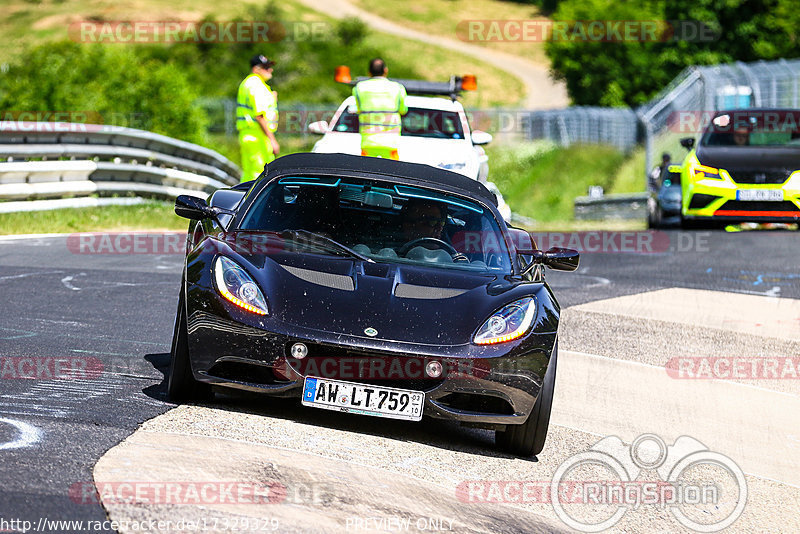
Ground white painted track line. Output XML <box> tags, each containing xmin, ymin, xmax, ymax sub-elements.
<box><xmin>572</xmin><ymin>288</ymin><xmax>800</xmax><ymax>341</ymax></box>
<box><xmin>553</xmin><ymin>350</ymin><xmax>800</xmax><ymax>487</ymax></box>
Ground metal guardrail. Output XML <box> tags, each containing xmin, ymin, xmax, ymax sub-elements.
<box><xmin>0</xmin><ymin>123</ymin><xmax>241</xmax><ymax>212</ymax></box>
<box><xmin>574</xmin><ymin>192</ymin><xmax>649</xmax><ymax>220</ymax></box>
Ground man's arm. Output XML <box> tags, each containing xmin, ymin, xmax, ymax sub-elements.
<box><xmin>397</xmin><ymin>84</ymin><xmax>408</xmax><ymax>116</ymax></box>
<box><xmin>255</xmin><ymin>115</ymin><xmax>279</xmax><ymax>156</ymax></box>
<box><xmin>250</xmin><ymin>81</ymin><xmax>280</xmax><ymax>156</ymax></box>
<box><xmin>352</xmin><ymin>84</ymin><xmax>361</xmax><ymax>112</ymax></box>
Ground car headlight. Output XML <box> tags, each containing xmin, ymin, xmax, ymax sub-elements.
<box><xmin>438</xmin><ymin>162</ymin><xmax>466</xmax><ymax>171</ymax></box>
<box><xmin>213</xmin><ymin>256</ymin><xmax>268</xmax><ymax>315</ymax></box>
<box><xmin>474</xmin><ymin>297</ymin><xmax>536</xmax><ymax>345</ymax></box>
<box><xmin>692</xmin><ymin>164</ymin><xmax>722</xmax><ymax>180</ymax></box>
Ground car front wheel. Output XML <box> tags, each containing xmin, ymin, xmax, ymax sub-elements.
<box><xmin>167</xmin><ymin>290</ymin><xmax>212</xmax><ymax>402</ymax></box>
<box><xmin>495</xmin><ymin>341</ymin><xmax>558</xmax><ymax>457</ymax></box>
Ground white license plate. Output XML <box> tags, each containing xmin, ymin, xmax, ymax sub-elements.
<box><xmin>302</xmin><ymin>377</ymin><xmax>424</xmax><ymax>421</ymax></box>
<box><xmin>736</xmin><ymin>189</ymin><xmax>783</xmax><ymax>201</ymax></box>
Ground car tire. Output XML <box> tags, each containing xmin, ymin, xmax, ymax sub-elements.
<box><xmin>647</xmin><ymin>206</ymin><xmax>662</xmax><ymax>229</ymax></box>
<box><xmin>679</xmin><ymin>214</ymin><xmax>696</xmax><ymax>229</ymax></box>
<box><xmin>167</xmin><ymin>289</ymin><xmax>212</xmax><ymax>402</ymax></box>
<box><xmin>495</xmin><ymin>341</ymin><xmax>558</xmax><ymax>457</ymax></box>
<box><xmin>681</xmin><ymin>216</ymin><xmax>723</xmax><ymax>230</ymax></box>
<box><xmin>647</xmin><ymin>198</ymin><xmax>659</xmax><ymax>229</ymax></box>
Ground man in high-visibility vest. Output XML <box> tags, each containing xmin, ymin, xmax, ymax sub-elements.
<box><xmin>237</xmin><ymin>54</ymin><xmax>280</xmax><ymax>182</ymax></box>
<box><xmin>352</xmin><ymin>58</ymin><xmax>408</xmax><ymax>160</ymax></box>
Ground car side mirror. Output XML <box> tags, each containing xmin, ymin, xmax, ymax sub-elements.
<box><xmin>175</xmin><ymin>195</ymin><xmax>214</xmax><ymax>220</ymax></box>
<box><xmin>680</xmin><ymin>137</ymin><xmax>695</xmax><ymax>150</ymax></box>
<box><xmin>175</xmin><ymin>195</ymin><xmax>233</xmax><ymax>228</ymax></box>
<box><xmin>517</xmin><ymin>247</ymin><xmax>580</xmax><ymax>273</ymax></box>
<box><xmin>308</xmin><ymin>120</ymin><xmax>329</xmax><ymax>135</ymax></box>
<box><xmin>471</xmin><ymin>130</ymin><xmax>493</xmax><ymax>145</ymax></box>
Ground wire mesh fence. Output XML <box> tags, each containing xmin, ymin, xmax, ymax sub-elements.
<box><xmin>522</xmin><ymin>107</ymin><xmax>639</xmax><ymax>153</ymax></box>
<box><xmin>523</xmin><ymin>58</ymin><xmax>800</xmax><ymax>189</ymax></box>
<box><xmin>638</xmin><ymin>59</ymin><xmax>800</xmax><ymax>178</ymax></box>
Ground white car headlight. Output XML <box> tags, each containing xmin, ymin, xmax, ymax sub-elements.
<box><xmin>438</xmin><ymin>162</ymin><xmax>466</xmax><ymax>171</ymax></box>
<box><xmin>214</xmin><ymin>256</ymin><xmax>268</xmax><ymax>315</ymax></box>
<box><xmin>474</xmin><ymin>297</ymin><xmax>536</xmax><ymax>345</ymax></box>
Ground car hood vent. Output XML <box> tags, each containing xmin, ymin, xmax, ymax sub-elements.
<box><xmin>280</xmin><ymin>264</ymin><xmax>355</xmax><ymax>291</ymax></box>
<box><xmin>394</xmin><ymin>283</ymin><xmax>467</xmax><ymax>299</ymax></box>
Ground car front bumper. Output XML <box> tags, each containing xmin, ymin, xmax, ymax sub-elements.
<box><xmin>185</xmin><ymin>309</ymin><xmax>556</xmax><ymax>429</ymax></box>
<box><xmin>683</xmin><ymin>175</ymin><xmax>800</xmax><ymax>222</ymax></box>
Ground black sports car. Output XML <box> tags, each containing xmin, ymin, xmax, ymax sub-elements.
<box><xmin>168</xmin><ymin>153</ymin><xmax>578</xmax><ymax>456</ymax></box>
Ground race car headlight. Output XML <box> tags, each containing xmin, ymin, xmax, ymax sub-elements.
<box><xmin>474</xmin><ymin>297</ymin><xmax>536</xmax><ymax>345</ymax></box>
<box><xmin>692</xmin><ymin>164</ymin><xmax>722</xmax><ymax>180</ymax></box>
<box><xmin>214</xmin><ymin>256</ymin><xmax>268</xmax><ymax>315</ymax></box>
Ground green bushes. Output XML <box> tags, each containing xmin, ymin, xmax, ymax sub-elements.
<box><xmin>134</xmin><ymin>4</ymin><xmax>424</xmax><ymax>106</ymax></box>
<box><xmin>0</xmin><ymin>2</ymin><xmax>428</xmax><ymax>147</ymax></box>
<box><xmin>0</xmin><ymin>41</ymin><xmax>208</xmax><ymax>144</ymax></box>
<box><xmin>487</xmin><ymin>142</ymin><xmax>627</xmax><ymax>221</ymax></box>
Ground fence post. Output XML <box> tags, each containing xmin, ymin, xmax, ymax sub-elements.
<box><xmin>224</xmin><ymin>99</ymin><xmax>235</xmax><ymax>137</ymax></box>
<box><xmin>638</xmin><ymin>110</ymin><xmax>652</xmax><ymax>190</ymax></box>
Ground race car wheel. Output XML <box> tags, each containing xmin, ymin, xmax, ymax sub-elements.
<box><xmin>496</xmin><ymin>341</ymin><xmax>558</xmax><ymax>457</ymax></box>
<box><xmin>167</xmin><ymin>289</ymin><xmax>212</xmax><ymax>402</ymax></box>
<box><xmin>680</xmin><ymin>215</ymin><xmax>724</xmax><ymax>230</ymax></box>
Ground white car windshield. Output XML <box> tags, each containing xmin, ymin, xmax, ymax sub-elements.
<box><xmin>332</xmin><ymin>107</ymin><xmax>465</xmax><ymax>139</ymax></box>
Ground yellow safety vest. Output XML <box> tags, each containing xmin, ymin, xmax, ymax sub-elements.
<box><xmin>236</xmin><ymin>73</ymin><xmax>278</xmax><ymax>133</ymax></box>
<box><xmin>352</xmin><ymin>77</ymin><xmax>408</xmax><ymax>148</ymax></box>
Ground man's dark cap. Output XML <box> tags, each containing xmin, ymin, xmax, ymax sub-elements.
<box><xmin>250</xmin><ymin>54</ymin><xmax>276</xmax><ymax>69</ymax></box>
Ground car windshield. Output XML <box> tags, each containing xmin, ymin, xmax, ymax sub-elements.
<box><xmin>332</xmin><ymin>107</ymin><xmax>465</xmax><ymax>139</ymax></box>
<box><xmin>239</xmin><ymin>176</ymin><xmax>511</xmax><ymax>273</ymax></box>
<box><xmin>701</xmin><ymin>111</ymin><xmax>800</xmax><ymax>147</ymax></box>
<box><xmin>660</xmin><ymin>165</ymin><xmax>682</xmax><ymax>185</ymax></box>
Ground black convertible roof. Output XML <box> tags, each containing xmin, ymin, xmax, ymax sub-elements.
<box><xmin>260</xmin><ymin>152</ymin><xmax>497</xmax><ymax>206</ymax></box>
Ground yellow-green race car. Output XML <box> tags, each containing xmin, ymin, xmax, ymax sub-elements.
<box><xmin>679</xmin><ymin>109</ymin><xmax>800</xmax><ymax>227</ymax></box>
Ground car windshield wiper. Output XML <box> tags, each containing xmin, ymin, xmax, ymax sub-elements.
<box><xmin>282</xmin><ymin>229</ymin><xmax>374</xmax><ymax>263</ymax></box>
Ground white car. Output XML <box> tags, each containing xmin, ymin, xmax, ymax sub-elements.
<box><xmin>308</xmin><ymin>95</ymin><xmax>512</xmax><ymax>220</ymax></box>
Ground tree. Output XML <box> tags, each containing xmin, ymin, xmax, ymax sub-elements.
<box><xmin>545</xmin><ymin>0</ymin><xmax>800</xmax><ymax>107</ymax></box>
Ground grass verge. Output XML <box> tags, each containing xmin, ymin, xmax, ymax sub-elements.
<box><xmin>487</xmin><ymin>141</ymin><xmax>646</xmax><ymax>226</ymax></box>
<box><xmin>0</xmin><ymin>201</ymin><xmax>186</xmax><ymax>235</ymax></box>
